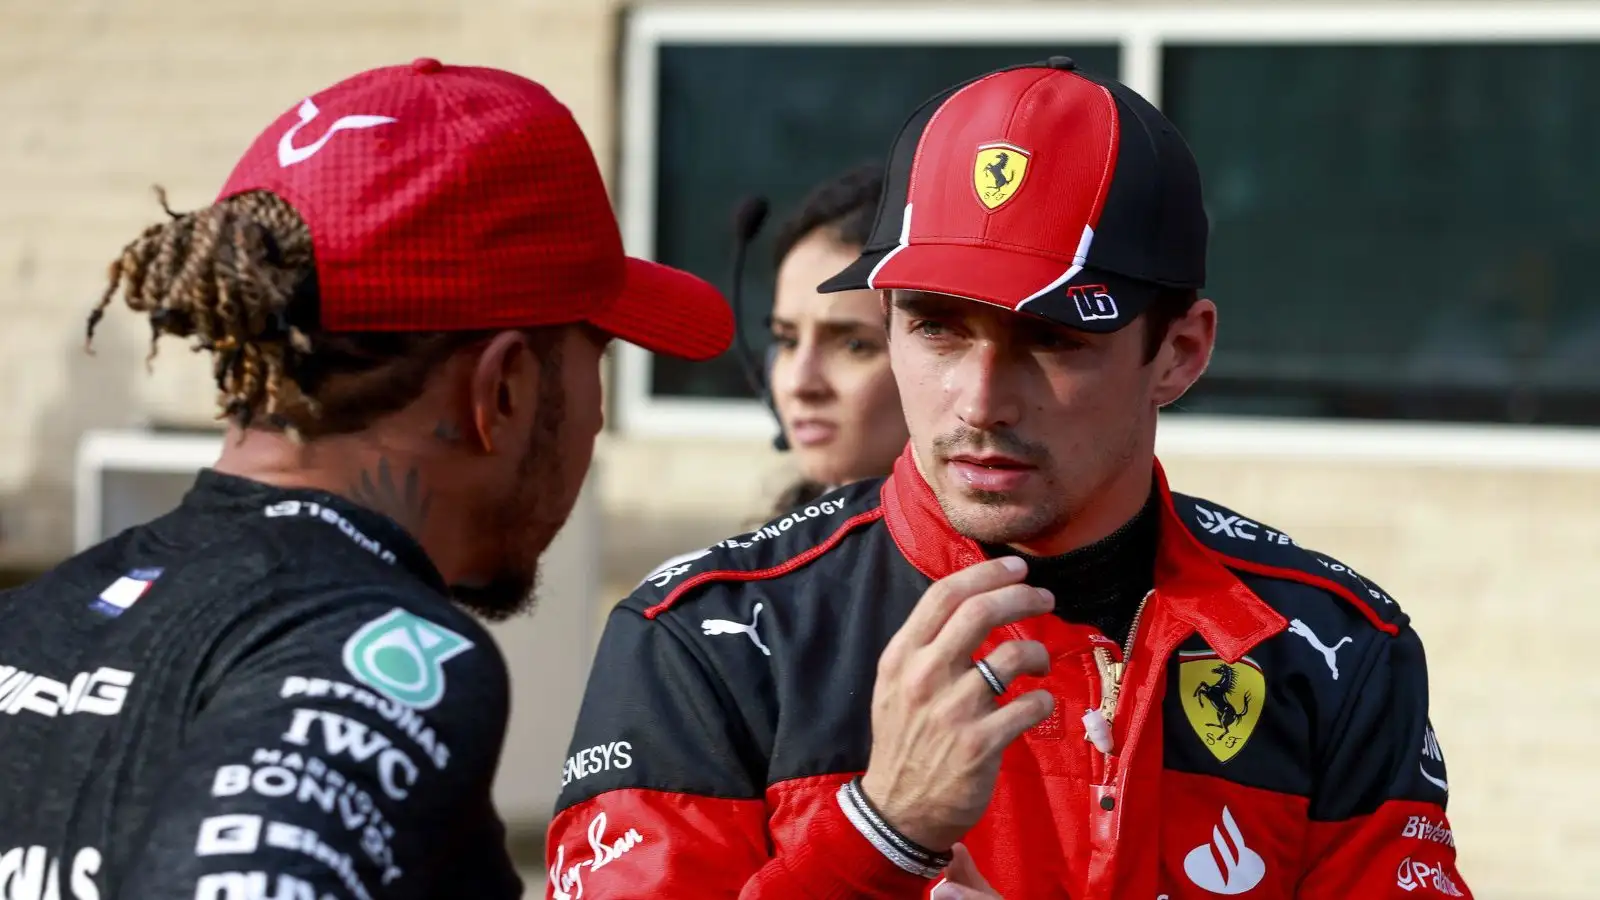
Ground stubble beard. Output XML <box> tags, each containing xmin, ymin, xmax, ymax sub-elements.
<box><xmin>451</xmin><ymin>363</ymin><xmax>570</xmax><ymax>623</ymax></box>
<box><xmin>936</xmin><ymin>419</ymin><xmax>1147</xmax><ymax>550</ymax></box>
<box><xmin>928</xmin><ymin>425</ymin><xmax>1067</xmax><ymax>547</ymax></box>
<box><xmin>937</xmin><ymin>479</ymin><xmax>1069</xmax><ymax>547</ymax></box>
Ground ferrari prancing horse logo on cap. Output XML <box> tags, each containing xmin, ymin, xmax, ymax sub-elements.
<box><xmin>973</xmin><ymin>142</ymin><xmax>1030</xmax><ymax>210</ymax></box>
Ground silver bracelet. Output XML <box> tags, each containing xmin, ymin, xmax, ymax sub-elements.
<box><xmin>835</xmin><ymin>776</ymin><xmax>951</xmax><ymax>879</ymax></box>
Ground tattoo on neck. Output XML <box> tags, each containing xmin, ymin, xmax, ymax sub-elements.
<box><xmin>432</xmin><ymin>421</ymin><xmax>461</xmax><ymax>443</ymax></box>
<box><xmin>349</xmin><ymin>457</ymin><xmax>433</xmax><ymax>531</ymax></box>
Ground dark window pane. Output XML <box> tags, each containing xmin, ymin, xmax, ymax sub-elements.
<box><xmin>650</xmin><ymin>43</ymin><xmax>1120</xmax><ymax>399</ymax></box>
<box><xmin>1164</xmin><ymin>43</ymin><xmax>1600</xmax><ymax>425</ymax></box>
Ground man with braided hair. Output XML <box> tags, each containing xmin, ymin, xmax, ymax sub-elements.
<box><xmin>0</xmin><ymin>59</ymin><xmax>732</xmax><ymax>899</ymax></box>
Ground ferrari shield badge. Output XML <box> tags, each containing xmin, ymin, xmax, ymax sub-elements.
<box><xmin>1179</xmin><ymin>650</ymin><xmax>1266</xmax><ymax>763</ymax></box>
<box><xmin>972</xmin><ymin>142</ymin><xmax>1029</xmax><ymax>210</ymax></box>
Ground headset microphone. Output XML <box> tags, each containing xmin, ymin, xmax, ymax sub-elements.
<box><xmin>732</xmin><ymin>196</ymin><xmax>769</xmax><ymax>250</ymax></box>
<box><xmin>727</xmin><ymin>195</ymin><xmax>790</xmax><ymax>451</ymax></box>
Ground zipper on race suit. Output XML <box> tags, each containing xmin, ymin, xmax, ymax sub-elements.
<box><xmin>1086</xmin><ymin>589</ymin><xmax>1154</xmax><ymax>789</ymax></box>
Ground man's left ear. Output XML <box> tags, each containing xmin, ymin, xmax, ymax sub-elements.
<box><xmin>469</xmin><ymin>330</ymin><xmax>543</xmax><ymax>454</ymax></box>
<box><xmin>1152</xmin><ymin>298</ymin><xmax>1218</xmax><ymax>408</ymax></box>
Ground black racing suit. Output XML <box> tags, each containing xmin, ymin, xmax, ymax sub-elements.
<box><xmin>0</xmin><ymin>470</ymin><xmax>522</xmax><ymax>900</ymax></box>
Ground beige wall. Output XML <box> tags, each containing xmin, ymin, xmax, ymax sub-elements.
<box><xmin>5</xmin><ymin>3</ymin><xmax>1596</xmax><ymax>898</ymax></box>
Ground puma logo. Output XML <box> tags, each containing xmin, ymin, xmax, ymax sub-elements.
<box><xmin>1287</xmin><ymin>618</ymin><xmax>1352</xmax><ymax>680</ymax></box>
<box><xmin>278</xmin><ymin>97</ymin><xmax>397</xmax><ymax>167</ymax></box>
<box><xmin>701</xmin><ymin>603</ymin><xmax>771</xmax><ymax>656</ymax></box>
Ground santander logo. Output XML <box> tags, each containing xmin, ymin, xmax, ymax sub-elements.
<box><xmin>277</xmin><ymin>97</ymin><xmax>397</xmax><ymax>167</ymax></box>
<box><xmin>1183</xmin><ymin>806</ymin><xmax>1266</xmax><ymax>895</ymax></box>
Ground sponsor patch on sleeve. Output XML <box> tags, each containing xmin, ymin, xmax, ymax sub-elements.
<box><xmin>340</xmin><ymin>609</ymin><xmax>472</xmax><ymax>711</ymax></box>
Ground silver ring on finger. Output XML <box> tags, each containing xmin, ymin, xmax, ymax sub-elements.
<box><xmin>974</xmin><ymin>657</ymin><xmax>1006</xmax><ymax>696</ymax></box>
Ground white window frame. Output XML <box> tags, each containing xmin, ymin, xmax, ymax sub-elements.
<box><xmin>615</xmin><ymin>2</ymin><xmax>1600</xmax><ymax>445</ymax></box>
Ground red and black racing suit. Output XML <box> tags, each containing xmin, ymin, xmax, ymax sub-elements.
<box><xmin>548</xmin><ymin>449</ymin><xmax>1470</xmax><ymax>898</ymax></box>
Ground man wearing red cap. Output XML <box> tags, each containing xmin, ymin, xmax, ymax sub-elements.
<box><xmin>549</xmin><ymin>58</ymin><xmax>1469</xmax><ymax>898</ymax></box>
<box><xmin>0</xmin><ymin>59</ymin><xmax>732</xmax><ymax>899</ymax></box>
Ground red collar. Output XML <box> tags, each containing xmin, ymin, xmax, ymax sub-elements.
<box><xmin>879</xmin><ymin>447</ymin><xmax>1285</xmax><ymax>662</ymax></box>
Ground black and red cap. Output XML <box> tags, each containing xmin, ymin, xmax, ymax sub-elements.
<box><xmin>819</xmin><ymin>56</ymin><xmax>1207</xmax><ymax>333</ymax></box>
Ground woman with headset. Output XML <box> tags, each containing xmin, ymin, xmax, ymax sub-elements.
<box><xmin>761</xmin><ymin>163</ymin><xmax>907</xmax><ymax>515</ymax></box>
<box><xmin>644</xmin><ymin>165</ymin><xmax>906</xmax><ymax>583</ymax></box>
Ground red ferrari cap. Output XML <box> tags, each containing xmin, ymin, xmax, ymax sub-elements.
<box><xmin>820</xmin><ymin>57</ymin><xmax>1208</xmax><ymax>333</ymax></box>
<box><xmin>218</xmin><ymin>58</ymin><xmax>733</xmax><ymax>360</ymax></box>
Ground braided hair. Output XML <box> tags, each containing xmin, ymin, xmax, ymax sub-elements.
<box><xmin>87</xmin><ymin>189</ymin><xmax>553</xmax><ymax>440</ymax></box>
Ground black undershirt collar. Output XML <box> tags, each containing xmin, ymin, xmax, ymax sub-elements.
<box><xmin>981</xmin><ymin>486</ymin><xmax>1160</xmax><ymax>647</ymax></box>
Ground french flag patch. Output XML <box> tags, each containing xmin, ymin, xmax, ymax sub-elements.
<box><xmin>91</xmin><ymin>567</ymin><xmax>164</xmax><ymax>618</ymax></box>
